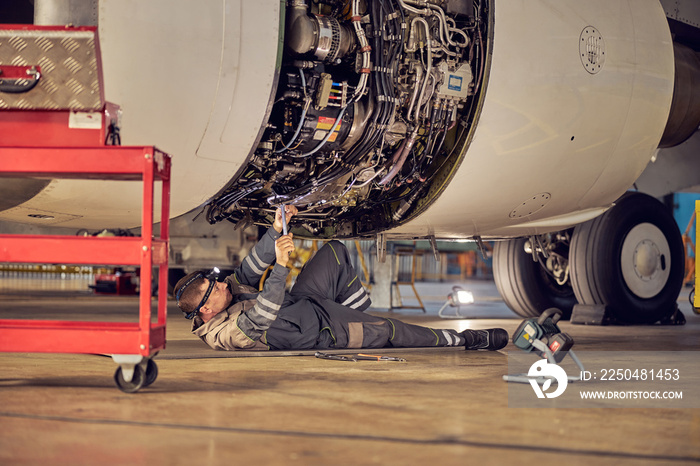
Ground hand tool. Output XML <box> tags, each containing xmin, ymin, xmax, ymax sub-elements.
<box><xmin>280</xmin><ymin>204</ymin><xmax>288</xmax><ymax>235</ymax></box>
<box><xmin>356</xmin><ymin>353</ymin><xmax>406</xmax><ymax>362</ymax></box>
<box><xmin>503</xmin><ymin>307</ymin><xmax>585</xmax><ymax>385</ymax></box>
<box><xmin>511</xmin><ymin>307</ymin><xmax>573</xmax><ymax>363</ymax></box>
<box><xmin>279</xmin><ymin>205</ymin><xmax>293</xmax><ymax>257</ymax></box>
<box><xmin>315</xmin><ymin>352</ymin><xmax>356</xmax><ymax>362</ymax></box>
<box><xmin>315</xmin><ymin>352</ymin><xmax>407</xmax><ymax>362</ymax></box>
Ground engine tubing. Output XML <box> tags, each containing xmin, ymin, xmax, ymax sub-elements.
<box><xmin>571</xmin><ymin>192</ymin><xmax>684</xmax><ymax>324</ymax></box>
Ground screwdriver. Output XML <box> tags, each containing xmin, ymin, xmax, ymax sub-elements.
<box><xmin>280</xmin><ymin>204</ymin><xmax>288</xmax><ymax>235</ymax></box>
<box><xmin>356</xmin><ymin>354</ymin><xmax>407</xmax><ymax>362</ymax></box>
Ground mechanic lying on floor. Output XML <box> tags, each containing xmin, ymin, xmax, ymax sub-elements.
<box><xmin>174</xmin><ymin>206</ymin><xmax>508</xmax><ymax>351</ymax></box>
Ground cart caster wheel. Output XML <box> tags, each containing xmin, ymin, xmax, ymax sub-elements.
<box><xmin>114</xmin><ymin>365</ymin><xmax>145</xmax><ymax>393</ymax></box>
<box><xmin>143</xmin><ymin>359</ymin><xmax>158</xmax><ymax>387</ymax></box>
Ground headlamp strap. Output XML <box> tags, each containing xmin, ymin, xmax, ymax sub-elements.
<box><xmin>177</xmin><ymin>268</ymin><xmax>221</xmax><ymax>320</ymax></box>
<box><xmin>176</xmin><ymin>272</ymin><xmax>203</xmax><ymax>302</ymax></box>
<box><xmin>192</xmin><ymin>279</ymin><xmax>216</xmax><ymax>315</ymax></box>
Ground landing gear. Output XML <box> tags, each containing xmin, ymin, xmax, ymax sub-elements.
<box><xmin>570</xmin><ymin>192</ymin><xmax>684</xmax><ymax>324</ymax></box>
<box><xmin>493</xmin><ymin>233</ymin><xmax>577</xmax><ymax>319</ymax></box>
<box><xmin>494</xmin><ymin>192</ymin><xmax>685</xmax><ymax>324</ymax></box>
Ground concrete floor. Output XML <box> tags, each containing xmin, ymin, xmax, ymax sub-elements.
<box><xmin>0</xmin><ymin>279</ymin><xmax>699</xmax><ymax>465</ymax></box>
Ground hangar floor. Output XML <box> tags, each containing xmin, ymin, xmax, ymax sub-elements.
<box><xmin>0</xmin><ymin>279</ymin><xmax>698</xmax><ymax>465</ymax></box>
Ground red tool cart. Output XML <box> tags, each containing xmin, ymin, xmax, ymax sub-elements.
<box><xmin>0</xmin><ymin>25</ymin><xmax>171</xmax><ymax>392</ymax></box>
<box><xmin>0</xmin><ymin>146</ymin><xmax>171</xmax><ymax>393</ymax></box>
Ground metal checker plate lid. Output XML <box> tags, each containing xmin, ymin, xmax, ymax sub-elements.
<box><xmin>0</xmin><ymin>27</ymin><xmax>103</xmax><ymax>111</ymax></box>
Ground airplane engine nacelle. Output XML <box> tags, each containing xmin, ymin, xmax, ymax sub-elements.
<box><xmin>0</xmin><ymin>0</ymin><xmax>690</xmax><ymax>242</ymax></box>
<box><xmin>391</xmin><ymin>0</ymin><xmax>677</xmax><ymax>239</ymax></box>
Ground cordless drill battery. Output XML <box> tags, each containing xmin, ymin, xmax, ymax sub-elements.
<box><xmin>546</xmin><ymin>332</ymin><xmax>574</xmax><ymax>363</ymax></box>
<box><xmin>511</xmin><ymin>308</ymin><xmax>574</xmax><ymax>363</ymax></box>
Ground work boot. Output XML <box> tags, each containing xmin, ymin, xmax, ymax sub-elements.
<box><xmin>462</xmin><ymin>328</ymin><xmax>508</xmax><ymax>350</ymax></box>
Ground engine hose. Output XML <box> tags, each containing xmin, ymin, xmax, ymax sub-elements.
<box><xmin>406</xmin><ymin>66</ymin><xmax>423</xmax><ymax>120</ymax></box>
<box><xmin>429</xmin><ymin>109</ymin><xmax>451</xmax><ymax>158</ymax></box>
<box><xmin>379</xmin><ymin>129</ymin><xmax>418</xmax><ymax>185</ymax></box>
<box><xmin>411</xmin><ymin>17</ymin><xmax>433</xmax><ymax>123</ymax></box>
<box><xmin>275</xmin><ymin>68</ymin><xmax>308</xmax><ymax>153</ymax></box>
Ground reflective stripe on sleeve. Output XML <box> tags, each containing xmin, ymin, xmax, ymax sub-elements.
<box><xmin>257</xmin><ymin>295</ymin><xmax>281</xmax><ymax>314</ymax></box>
<box><xmin>244</xmin><ymin>252</ymin><xmax>267</xmax><ymax>276</ymax></box>
<box><xmin>342</xmin><ymin>287</ymin><xmax>367</xmax><ymax>306</ymax></box>
<box><xmin>349</xmin><ymin>294</ymin><xmax>369</xmax><ymax>309</ymax></box>
<box><xmin>252</xmin><ymin>305</ymin><xmax>277</xmax><ymax>322</ymax></box>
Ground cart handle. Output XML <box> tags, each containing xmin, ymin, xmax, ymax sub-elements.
<box><xmin>0</xmin><ymin>65</ymin><xmax>41</xmax><ymax>94</ymax></box>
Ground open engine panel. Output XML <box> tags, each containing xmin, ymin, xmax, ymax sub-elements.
<box><xmin>203</xmin><ymin>0</ymin><xmax>489</xmax><ymax>238</ymax></box>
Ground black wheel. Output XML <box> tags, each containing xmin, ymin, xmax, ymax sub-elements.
<box><xmin>143</xmin><ymin>359</ymin><xmax>158</xmax><ymax>387</ymax></box>
<box><xmin>493</xmin><ymin>238</ymin><xmax>577</xmax><ymax>319</ymax></box>
<box><xmin>570</xmin><ymin>192</ymin><xmax>684</xmax><ymax>324</ymax></box>
<box><xmin>114</xmin><ymin>365</ymin><xmax>146</xmax><ymax>393</ymax></box>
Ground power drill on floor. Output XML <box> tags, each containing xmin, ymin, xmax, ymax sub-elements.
<box><xmin>511</xmin><ymin>307</ymin><xmax>574</xmax><ymax>363</ymax></box>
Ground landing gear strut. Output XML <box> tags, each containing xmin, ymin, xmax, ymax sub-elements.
<box><xmin>493</xmin><ymin>233</ymin><xmax>577</xmax><ymax>319</ymax></box>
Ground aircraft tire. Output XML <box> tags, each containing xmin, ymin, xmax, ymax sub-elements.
<box><xmin>569</xmin><ymin>192</ymin><xmax>684</xmax><ymax>324</ymax></box>
<box><xmin>493</xmin><ymin>238</ymin><xmax>576</xmax><ymax>319</ymax></box>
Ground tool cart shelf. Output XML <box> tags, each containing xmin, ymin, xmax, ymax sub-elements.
<box><xmin>0</xmin><ymin>146</ymin><xmax>171</xmax><ymax>393</ymax></box>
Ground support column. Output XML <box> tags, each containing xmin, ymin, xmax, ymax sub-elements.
<box><xmin>369</xmin><ymin>252</ymin><xmax>393</xmax><ymax>310</ymax></box>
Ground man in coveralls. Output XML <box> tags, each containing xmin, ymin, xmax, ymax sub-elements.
<box><xmin>174</xmin><ymin>206</ymin><xmax>508</xmax><ymax>351</ymax></box>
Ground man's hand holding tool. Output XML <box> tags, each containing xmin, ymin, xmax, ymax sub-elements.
<box><xmin>274</xmin><ymin>205</ymin><xmax>297</xmax><ymax>266</ymax></box>
<box><xmin>274</xmin><ymin>205</ymin><xmax>297</xmax><ymax>234</ymax></box>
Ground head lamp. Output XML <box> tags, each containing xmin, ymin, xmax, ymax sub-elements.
<box><xmin>177</xmin><ymin>267</ymin><xmax>221</xmax><ymax>320</ymax></box>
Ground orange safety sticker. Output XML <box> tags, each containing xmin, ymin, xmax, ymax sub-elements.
<box><xmin>313</xmin><ymin>129</ymin><xmax>339</xmax><ymax>142</ymax></box>
<box><xmin>316</xmin><ymin>116</ymin><xmax>341</xmax><ymax>131</ymax></box>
